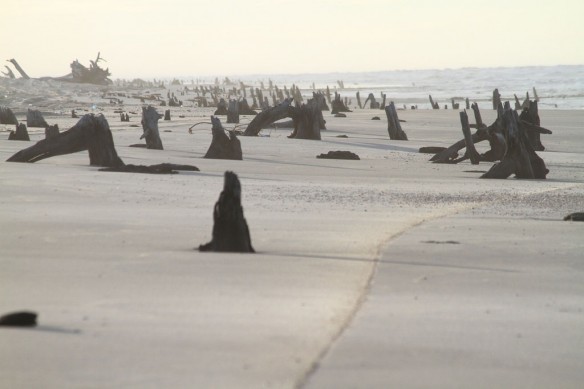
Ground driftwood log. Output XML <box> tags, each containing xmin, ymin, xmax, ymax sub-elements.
<box><xmin>7</xmin><ymin>114</ymin><xmax>124</xmax><ymax>167</ymax></box>
<box><xmin>385</xmin><ymin>102</ymin><xmax>408</xmax><ymax>140</ymax></box>
<box><xmin>199</xmin><ymin>171</ymin><xmax>254</xmax><ymax>253</ymax></box>
<box><xmin>26</xmin><ymin>109</ymin><xmax>48</xmax><ymax>128</ymax></box>
<box><xmin>0</xmin><ymin>311</ymin><xmax>37</xmax><ymax>327</ymax></box>
<box><xmin>482</xmin><ymin>102</ymin><xmax>548</xmax><ymax>179</ymax></box>
<box><xmin>317</xmin><ymin>150</ymin><xmax>360</xmax><ymax>160</ymax></box>
<box><xmin>204</xmin><ymin>116</ymin><xmax>243</xmax><ymax>160</ymax></box>
<box><xmin>243</xmin><ymin>98</ymin><xmax>294</xmax><ymax>136</ymax></box>
<box><xmin>141</xmin><ymin>106</ymin><xmax>164</xmax><ymax>150</ymax></box>
<box><xmin>0</xmin><ymin>107</ymin><xmax>18</xmax><ymax>125</ymax></box>
<box><xmin>8</xmin><ymin>123</ymin><xmax>30</xmax><ymax>141</ymax></box>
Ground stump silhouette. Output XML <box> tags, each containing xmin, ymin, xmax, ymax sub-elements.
<box><xmin>141</xmin><ymin>106</ymin><xmax>164</xmax><ymax>150</ymax></box>
<box><xmin>204</xmin><ymin>116</ymin><xmax>243</xmax><ymax>160</ymax></box>
<box><xmin>199</xmin><ymin>171</ymin><xmax>254</xmax><ymax>253</ymax></box>
<box><xmin>8</xmin><ymin>123</ymin><xmax>30</xmax><ymax>141</ymax></box>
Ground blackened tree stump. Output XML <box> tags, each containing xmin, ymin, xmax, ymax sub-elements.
<box><xmin>8</xmin><ymin>124</ymin><xmax>30</xmax><ymax>141</ymax></box>
<box><xmin>164</xmin><ymin>109</ymin><xmax>171</xmax><ymax>121</ymax></box>
<box><xmin>0</xmin><ymin>107</ymin><xmax>18</xmax><ymax>125</ymax></box>
<box><xmin>482</xmin><ymin>102</ymin><xmax>548</xmax><ymax>179</ymax></box>
<box><xmin>141</xmin><ymin>106</ymin><xmax>164</xmax><ymax>150</ymax></box>
<box><xmin>204</xmin><ymin>116</ymin><xmax>243</xmax><ymax>160</ymax></box>
<box><xmin>7</xmin><ymin>114</ymin><xmax>124</xmax><ymax>167</ymax></box>
<box><xmin>460</xmin><ymin>111</ymin><xmax>480</xmax><ymax>164</ymax></box>
<box><xmin>0</xmin><ymin>311</ymin><xmax>37</xmax><ymax>327</ymax></box>
<box><xmin>26</xmin><ymin>109</ymin><xmax>48</xmax><ymax>128</ymax></box>
<box><xmin>214</xmin><ymin>98</ymin><xmax>228</xmax><ymax>115</ymax></box>
<box><xmin>227</xmin><ymin>99</ymin><xmax>239</xmax><ymax>124</ymax></box>
<box><xmin>288</xmin><ymin>100</ymin><xmax>322</xmax><ymax>140</ymax></box>
<box><xmin>384</xmin><ymin>102</ymin><xmax>408</xmax><ymax>141</ymax></box>
<box><xmin>199</xmin><ymin>171</ymin><xmax>254</xmax><ymax>253</ymax></box>
<box><xmin>363</xmin><ymin>93</ymin><xmax>379</xmax><ymax>109</ymax></box>
<box><xmin>238</xmin><ymin>99</ymin><xmax>257</xmax><ymax>115</ymax></box>
<box><xmin>331</xmin><ymin>92</ymin><xmax>351</xmax><ymax>114</ymax></box>
<box><xmin>45</xmin><ymin>124</ymin><xmax>60</xmax><ymax>139</ymax></box>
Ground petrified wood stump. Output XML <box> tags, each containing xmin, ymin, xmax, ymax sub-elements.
<box><xmin>0</xmin><ymin>106</ymin><xmax>18</xmax><ymax>125</ymax></box>
<box><xmin>384</xmin><ymin>102</ymin><xmax>408</xmax><ymax>140</ymax></box>
<box><xmin>199</xmin><ymin>171</ymin><xmax>254</xmax><ymax>253</ymax></box>
<box><xmin>26</xmin><ymin>109</ymin><xmax>48</xmax><ymax>128</ymax></box>
<box><xmin>204</xmin><ymin>116</ymin><xmax>243</xmax><ymax>160</ymax></box>
<box><xmin>141</xmin><ymin>105</ymin><xmax>164</xmax><ymax>150</ymax></box>
<box><xmin>8</xmin><ymin>123</ymin><xmax>30</xmax><ymax>141</ymax></box>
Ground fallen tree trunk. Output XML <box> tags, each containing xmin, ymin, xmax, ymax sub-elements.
<box><xmin>7</xmin><ymin>114</ymin><xmax>124</xmax><ymax>167</ymax></box>
<box><xmin>384</xmin><ymin>102</ymin><xmax>408</xmax><ymax>140</ymax></box>
<box><xmin>204</xmin><ymin>116</ymin><xmax>243</xmax><ymax>160</ymax></box>
<box><xmin>243</xmin><ymin>98</ymin><xmax>293</xmax><ymax>136</ymax></box>
<box><xmin>199</xmin><ymin>171</ymin><xmax>254</xmax><ymax>253</ymax></box>
<box><xmin>141</xmin><ymin>106</ymin><xmax>164</xmax><ymax>150</ymax></box>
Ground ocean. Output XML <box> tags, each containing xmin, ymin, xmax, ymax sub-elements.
<box><xmin>222</xmin><ymin>65</ymin><xmax>584</xmax><ymax>110</ymax></box>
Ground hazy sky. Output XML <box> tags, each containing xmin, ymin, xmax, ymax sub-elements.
<box><xmin>2</xmin><ymin>0</ymin><xmax>583</xmax><ymax>79</ymax></box>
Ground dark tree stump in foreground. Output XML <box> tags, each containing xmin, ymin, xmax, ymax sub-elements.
<box><xmin>45</xmin><ymin>124</ymin><xmax>60</xmax><ymax>139</ymax></box>
<box><xmin>7</xmin><ymin>114</ymin><xmax>124</xmax><ymax>167</ymax></box>
<box><xmin>141</xmin><ymin>105</ymin><xmax>164</xmax><ymax>150</ymax></box>
<box><xmin>482</xmin><ymin>102</ymin><xmax>548</xmax><ymax>179</ymax></box>
<box><xmin>0</xmin><ymin>106</ymin><xmax>18</xmax><ymax>125</ymax></box>
<box><xmin>385</xmin><ymin>102</ymin><xmax>408</xmax><ymax>140</ymax></box>
<box><xmin>227</xmin><ymin>99</ymin><xmax>239</xmax><ymax>124</ymax></box>
<box><xmin>0</xmin><ymin>311</ymin><xmax>37</xmax><ymax>327</ymax></box>
<box><xmin>243</xmin><ymin>98</ymin><xmax>293</xmax><ymax>136</ymax></box>
<box><xmin>317</xmin><ymin>150</ymin><xmax>360</xmax><ymax>160</ymax></box>
<box><xmin>26</xmin><ymin>109</ymin><xmax>48</xmax><ymax>128</ymax></box>
<box><xmin>8</xmin><ymin>123</ymin><xmax>30</xmax><ymax>141</ymax></box>
<box><xmin>199</xmin><ymin>171</ymin><xmax>254</xmax><ymax>253</ymax></box>
<box><xmin>204</xmin><ymin>116</ymin><xmax>243</xmax><ymax>160</ymax></box>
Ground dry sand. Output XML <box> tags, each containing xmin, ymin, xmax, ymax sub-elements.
<box><xmin>1</xmin><ymin>79</ymin><xmax>583</xmax><ymax>388</ymax></box>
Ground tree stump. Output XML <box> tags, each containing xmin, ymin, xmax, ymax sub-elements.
<box><xmin>8</xmin><ymin>123</ymin><xmax>30</xmax><ymax>141</ymax></box>
<box><xmin>0</xmin><ymin>107</ymin><xmax>18</xmax><ymax>125</ymax></box>
<box><xmin>227</xmin><ymin>99</ymin><xmax>239</xmax><ymax>124</ymax></box>
<box><xmin>26</xmin><ymin>109</ymin><xmax>48</xmax><ymax>128</ymax></box>
<box><xmin>460</xmin><ymin>111</ymin><xmax>480</xmax><ymax>164</ymax></box>
<box><xmin>164</xmin><ymin>109</ymin><xmax>171</xmax><ymax>121</ymax></box>
<box><xmin>214</xmin><ymin>98</ymin><xmax>228</xmax><ymax>115</ymax></box>
<box><xmin>141</xmin><ymin>106</ymin><xmax>164</xmax><ymax>150</ymax></box>
<box><xmin>384</xmin><ymin>102</ymin><xmax>408</xmax><ymax>141</ymax></box>
<box><xmin>238</xmin><ymin>99</ymin><xmax>257</xmax><ymax>115</ymax></box>
<box><xmin>331</xmin><ymin>92</ymin><xmax>352</xmax><ymax>114</ymax></box>
<box><xmin>520</xmin><ymin>100</ymin><xmax>544</xmax><ymax>151</ymax></box>
<box><xmin>7</xmin><ymin>114</ymin><xmax>124</xmax><ymax>167</ymax></box>
<box><xmin>356</xmin><ymin>91</ymin><xmax>362</xmax><ymax>109</ymax></box>
<box><xmin>492</xmin><ymin>88</ymin><xmax>501</xmax><ymax>110</ymax></box>
<box><xmin>482</xmin><ymin>102</ymin><xmax>548</xmax><ymax>179</ymax></box>
<box><xmin>243</xmin><ymin>98</ymin><xmax>294</xmax><ymax>136</ymax></box>
<box><xmin>429</xmin><ymin>95</ymin><xmax>439</xmax><ymax>109</ymax></box>
<box><xmin>204</xmin><ymin>116</ymin><xmax>243</xmax><ymax>160</ymax></box>
<box><xmin>317</xmin><ymin>150</ymin><xmax>360</xmax><ymax>160</ymax></box>
<box><xmin>45</xmin><ymin>124</ymin><xmax>59</xmax><ymax>139</ymax></box>
<box><xmin>0</xmin><ymin>311</ymin><xmax>37</xmax><ymax>327</ymax></box>
<box><xmin>288</xmin><ymin>99</ymin><xmax>322</xmax><ymax>140</ymax></box>
<box><xmin>363</xmin><ymin>93</ymin><xmax>379</xmax><ymax>109</ymax></box>
<box><xmin>198</xmin><ymin>171</ymin><xmax>254</xmax><ymax>253</ymax></box>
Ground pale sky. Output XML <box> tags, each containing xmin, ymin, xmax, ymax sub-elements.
<box><xmin>2</xmin><ymin>0</ymin><xmax>583</xmax><ymax>79</ymax></box>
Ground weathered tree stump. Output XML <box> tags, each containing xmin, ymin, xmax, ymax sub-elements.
<box><xmin>199</xmin><ymin>171</ymin><xmax>254</xmax><ymax>253</ymax></box>
<box><xmin>482</xmin><ymin>102</ymin><xmax>548</xmax><ymax>179</ymax></box>
<box><xmin>204</xmin><ymin>116</ymin><xmax>243</xmax><ymax>160</ymax></box>
<box><xmin>238</xmin><ymin>99</ymin><xmax>257</xmax><ymax>115</ymax></box>
<box><xmin>214</xmin><ymin>98</ymin><xmax>228</xmax><ymax>115</ymax></box>
<box><xmin>331</xmin><ymin>92</ymin><xmax>352</xmax><ymax>114</ymax></box>
<box><xmin>0</xmin><ymin>106</ymin><xmax>18</xmax><ymax>125</ymax></box>
<box><xmin>356</xmin><ymin>91</ymin><xmax>363</xmax><ymax>109</ymax></box>
<box><xmin>120</xmin><ymin>112</ymin><xmax>130</xmax><ymax>122</ymax></box>
<box><xmin>384</xmin><ymin>102</ymin><xmax>408</xmax><ymax>141</ymax></box>
<box><xmin>243</xmin><ymin>98</ymin><xmax>294</xmax><ymax>136</ymax></box>
<box><xmin>141</xmin><ymin>106</ymin><xmax>164</xmax><ymax>150</ymax></box>
<box><xmin>460</xmin><ymin>111</ymin><xmax>480</xmax><ymax>164</ymax></box>
<box><xmin>492</xmin><ymin>88</ymin><xmax>501</xmax><ymax>110</ymax></box>
<box><xmin>288</xmin><ymin>99</ymin><xmax>322</xmax><ymax>140</ymax></box>
<box><xmin>227</xmin><ymin>99</ymin><xmax>239</xmax><ymax>124</ymax></box>
<box><xmin>520</xmin><ymin>100</ymin><xmax>544</xmax><ymax>151</ymax></box>
<box><xmin>45</xmin><ymin>124</ymin><xmax>59</xmax><ymax>139</ymax></box>
<box><xmin>8</xmin><ymin>123</ymin><xmax>30</xmax><ymax>141</ymax></box>
<box><xmin>164</xmin><ymin>109</ymin><xmax>171</xmax><ymax>121</ymax></box>
<box><xmin>429</xmin><ymin>95</ymin><xmax>439</xmax><ymax>109</ymax></box>
<box><xmin>363</xmin><ymin>93</ymin><xmax>379</xmax><ymax>109</ymax></box>
<box><xmin>7</xmin><ymin>114</ymin><xmax>124</xmax><ymax>167</ymax></box>
<box><xmin>26</xmin><ymin>109</ymin><xmax>48</xmax><ymax>128</ymax></box>
<box><xmin>7</xmin><ymin>59</ymin><xmax>30</xmax><ymax>79</ymax></box>
<box><xmin>2</xmin><ymin>65</ymin><xmax>16</xmax><ymax>79</ymax></box>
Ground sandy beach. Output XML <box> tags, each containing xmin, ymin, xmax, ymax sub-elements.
<box><xmin>1</xmin><ymin>79</ymin><xmax>583</xmax><ymax>388</ymax></box>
